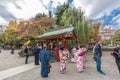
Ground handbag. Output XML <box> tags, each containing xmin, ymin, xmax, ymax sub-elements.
<box><xmin>115</xmin><ymin>51</ymin><xmax>120</xmax><ymax>58</ymax></box>
<box><xmin>47</xmin><ymin>63</ymin><xmax>52</xmax><ymax>68</ymax></box>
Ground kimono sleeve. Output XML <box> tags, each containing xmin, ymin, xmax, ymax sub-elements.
<box><xmin>46</xmin><ymin>51</ymin><xmax>52</xmax><ymax>61</ymax></box>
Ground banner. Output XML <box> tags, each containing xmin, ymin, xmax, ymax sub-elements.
<box><xmin>23</xmin><ymin>40</ymin><xmax>31</xmax><ymax>46</ymax></box>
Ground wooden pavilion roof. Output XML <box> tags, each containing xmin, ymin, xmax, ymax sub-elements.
<box><xmin>35</xmin><ymin>26</ymin><xmax>75</xmax><ymax>39</ymax></box>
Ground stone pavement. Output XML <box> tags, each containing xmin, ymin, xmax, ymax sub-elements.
<box><xmin>0</xmin><ymin>49</ymin><xmax>120</xmax><ymax>80</ymax></box>
<box><xmin>0</xmin><ymin>63</ymin><xmax>37</xmax><ymax>80</ymax></box>
<box><xmin>0</xmin><ymin>49</ymin><xmax>34</xmax><ymax>71</ymax></box>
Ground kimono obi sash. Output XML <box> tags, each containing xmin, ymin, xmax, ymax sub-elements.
<box><xmin>78</xmin><ymin>51</ymin><xmax>86</xmax><ymax>56</ymax></box>
<box><xmin>59</xmin><ymin>50</ymin><xmax>68</xmax><ymax>60</ymax></box>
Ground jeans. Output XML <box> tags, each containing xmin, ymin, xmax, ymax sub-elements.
<box><xmin>96</xmin><ymin>55</ymin><xmax>106</xmax><ymax>75</ymax></box>
<box><xmin>96</xmin><ymin>55</ymin><xmax>101</xmax><ymax>72</ymax></box>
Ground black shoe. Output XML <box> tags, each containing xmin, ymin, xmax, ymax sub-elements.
<box><xmin>41</xmin><ymin>75</ymin><xmax>48</xmax><ymax>77</ymax></box>
<box><xmin>98</xmin><ymin>71</ymin><xmax>106</xmax><ymax>75</ymax></box>
<box><xmin>25</xmin><ymin>62</ymin><xmax>28</xmax><ymax>64</ymax></box>
<box><xmin>35</xmin><ymin>64</ymin><xmax>39</xmax><ymax>65</ymax></box>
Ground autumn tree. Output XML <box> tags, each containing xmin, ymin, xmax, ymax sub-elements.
<box><xmin>16</xmin><ymin>17</ymin><xmax>56</xmax><ymax>39</ymax></box>
<box><xmin>88</xmin><ymin>22</ymin><xmax>100</xmax><ymax>45</ymax></box>
<box><xmin>2</xmin><ymin>21</ymin><xmax>18</xmax><ymax>44</ymax></box>
<box><xmin>7</xmin><ymin>21</ymin><xmax>18</xmax><ymax>32</ymax></box>
<box><xmin>1</xmin><ymin>12</ymin><xmax>56</xmax><ymax>46</ymax></box>
<box><xmin>92</xmin><ymin>23</ymin><xmax>100</xmax><ymax>41</ymax></box>
<box><xmin>113</xmin><ymin>29</ymin><xmax>120</xmax><ymax>44</ymax></box>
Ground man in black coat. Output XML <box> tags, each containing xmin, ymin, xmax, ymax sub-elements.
<box><xmin>94</xmin><ymin>41</ymin><xmax>106</xmax><ymax>75</ymax></box>
<box><xmin>33</xmin><ymin>45</ymin><xmax>42</xmax><ymax>65</ymax></box>
<box><xmin>24</xmin><ymin>46</ymin><xmax>29</xmax><ymax>64</ymax></box>
<box><xmin>113</xmin><ymin>47</ymin><xmax>120</xmax><ymax>74</ymax></box>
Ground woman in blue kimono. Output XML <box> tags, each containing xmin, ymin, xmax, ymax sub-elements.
<box><xmin>40</xmin><ymin>46</ymin><xmax>51</xmax><ymax>77</ymax></box>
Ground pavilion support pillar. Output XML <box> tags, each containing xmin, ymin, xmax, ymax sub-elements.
<box><xmin>62</xmin><ymin>39</ymin><xmax>68</xmax><ymax>49</ymax></box>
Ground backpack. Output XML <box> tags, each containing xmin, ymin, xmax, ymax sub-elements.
<box><xmin>114</xmin><ymin>51</ymin><xmax>120</xmax><ymax>58</ymax></box>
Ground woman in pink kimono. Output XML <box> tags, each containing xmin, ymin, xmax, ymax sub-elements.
<box><xmin>71</xmin><ymin>47</ymin><xmax>77</xmax><ymax>62</ymax></box>
<box><xmin>75</xmin><ymin>47</ymin><xmax>84</xmax><ymax>72</ymax></box>
<box><xmin>81</xmin><ymin>46</ymin><xmax>87</xmax><ymax>69</ymax></box>
<box><xmin>59</xmin><ymin>47</ymin><xmax>69</xmax><ymax>74</ymax></box>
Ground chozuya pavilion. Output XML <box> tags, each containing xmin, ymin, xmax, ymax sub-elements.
<box><xmin>35</xmin><ymin>25</ymin><xmax>77</xmax><ymax>50</ymax></box>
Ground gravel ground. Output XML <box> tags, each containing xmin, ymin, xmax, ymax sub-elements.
<box><xmin>0</xmin><ymin>50</ymin><xmax>119</xmax><ymax>80</ymax></box>
<box><xmin>0</xmin><ymin>49</ymin><xmax>34</xmax><ymax>71</ymax></box>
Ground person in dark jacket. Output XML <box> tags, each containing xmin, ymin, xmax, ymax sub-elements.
<box><xmin>94</xmin><ymin>41</ymin><xmax>106</xmax><ymax>75</ymax></box>
<box><xmin>113</xmin><ymin>47</ymin><xmax>120</xmax><ymax>74</ymax></box>
<box><xmin>0</xmin><ymin>46</ymin><xmax>2</xmax><ymax>53</ymax></box>
<box><xmin>11</xmin><ymin>45</ymin><xmax>15</xmax><ymax>54</ymax></box>
<box><xmin>24</xmin><ymin>45</ymin><xmax>29</xmax><ymax>64</ymax></box>
<box><xmin>33</xmin><ymin>45</ymin><xmax>42</xmax><ymax>65</ymax></box>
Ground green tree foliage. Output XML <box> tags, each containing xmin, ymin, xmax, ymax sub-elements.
<box><xmin>34</xmin><ymin>13</ymin><xmax>47</xmax><ymax>19</ymax></box>
<box><xmin>57</xmin><ymin>4</ymin><xmax>89</xmax><ymax>45</ymax></box>
<box><xmin>48</xmin><ymin>11</ymin><xmax>52</xmax><ymax>18</ymax></box>
<box><xmin>0</xmin><ymin>33</ymin><xmax>4</xmax><ymax>44</ymax></box>
<box><xmin>113</xmin><ymin>29</ymin><xmax>120</xmax><ymax>44</ymax></box>
<box><xmin>56</xmin><ymin>3</ymin><xmax>69</xmax><ymax>25</ymax></box>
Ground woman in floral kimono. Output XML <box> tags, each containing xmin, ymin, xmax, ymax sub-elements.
<box><xmin>75</xmin><ymin>46</ymin><xmax>84</xmax><ymax>72</ymax></box>
<box><xmin>71</xmin><ymin>47</ymin><xmax>77</xmax><ymax>63</ymax></box>
<box><xmin>59</xmin><ymin>46</ymin><xmax>69</xmax><ymax>74</ymax></box>
<box><xmin>81</xmin><ymin>46</ymin><xmax>87</xmax><ymax>69</ymax></box>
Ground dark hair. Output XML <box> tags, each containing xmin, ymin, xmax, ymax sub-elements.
<box><xmin>43</xmin><ymin>46</ymin><xmax>47</xmax><ymax>49</ymax></box>
<box><xmin>76</xmin><ymin>47</ymin><xmax>79</xmax><ymax>50</ymax></box>
<box><xmin>80</xmin><ymin>45</ymin><xmax>82</xmax><ymax>48</ymax></box>
<box><xmin>56</xmin><ymin>44</ymin><xmax>59</xmax><ymax>47</ymax></box>
<box><xmin>114</xmin><ymin>47</ymin><xmax>120</xmax><ymax>53</ymax></box>
<box><xmin>79</xmin><ymin>44</ymin><xmax>85</xmax><ymax>48</ymax></box>
<box><xmin>60</xmin><ymin>46</ymin><xmax>64</xmax><ymax>50</ymax></box>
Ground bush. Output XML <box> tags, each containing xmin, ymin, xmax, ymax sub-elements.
<box><xmin>18</xmin><ymin>48</ymin><xmax>34</xmax><ymax>57</ymax></box>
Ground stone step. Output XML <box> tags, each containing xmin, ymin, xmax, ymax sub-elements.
<box><xmin>0</xmin><ymin>63</ymin><xmax>38</xmax><ymax>80</ymax></box>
